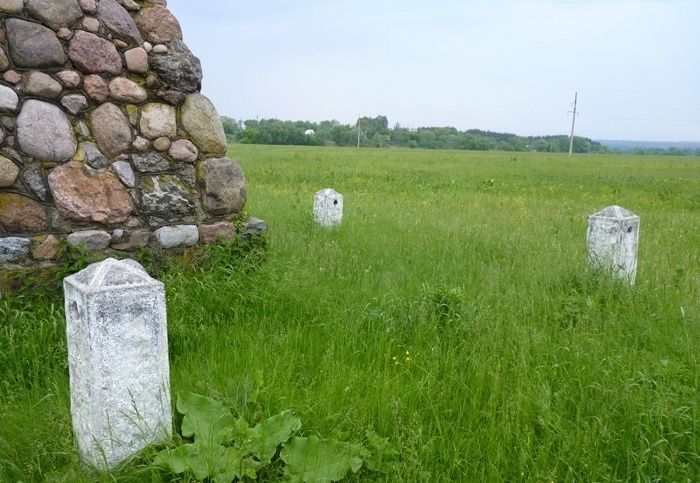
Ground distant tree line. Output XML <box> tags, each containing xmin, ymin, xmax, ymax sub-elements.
<box><xmin>221</xmin><ymin>116</ymin><xmax>699</xmax><ymax>156</ymax></box>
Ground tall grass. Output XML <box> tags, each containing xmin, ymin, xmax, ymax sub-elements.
<box><xmin>1</xmin><ymin>146</ymin><xmax>698</xmax><ymax>481</ymax></box>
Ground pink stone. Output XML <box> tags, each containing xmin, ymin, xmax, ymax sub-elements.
<box><xmin>48</xmin><ymin>161</ymin><xmax>134</xmax><ymax>225</ymax></box>
<box><xmin>168</xmin><ymin>139</ymin><xmax>198</xmax><ymax>163</ymax></box>
<box><xmin>56</xmin><ymin>28</ymin><xmax>73</xmax><ymax>40</ymax></box>
<box><xmin>33</xmin><ymin>235</ymin><xmax>60</xmax><ymax>260</ymax></box>
<box><xmin>90</xmin><ymin>103</ymin><xmax>132</xmax><ymax>158</ymax></box>
<box><xmin>83</xmin><ymin>74</ymin><xmax>109</xmax><ymax>103</ymax></box>
<box><xmin>3</xmin><ymin>70</ymin><xmax>22</xmax><ymax>84</ymax></box>
<box><xmin>0</xmin><ymin>193</ymin><xmax>48</xmax><ymax>233</ymax></box>
<box><xmin>135</xmin><ymin>5</ymin><xmax>182</xmax><ymax>44</ymax></box>
<box><xmin>109</xmin><ymin>77</ymin><xmax>148</xmax><ymax>103</ymax></box>
<box><xmin>82</xmin><ymin>17</ymin><xmax>101</xmax><ymax>33</ymax></box>
<box><xmin>57</xmin><ymin>70</ymin><xmax>81</xmax><ymax>88</ymax></box>
<box><xmin>78</xmin><ymin>0</ymin><xmax>97</xmax><ymax>14</ymax></box>
<box><xmin>199</xmin><ymin>221</ymin><xmax>236</xmax><ymax>244</ymax></box>
<box><xmin>124</xmin><ymin>47</ymin><xmax>148</xmax><ymax>73</ymax></box>
<box><xmin>153</xmin><ymin>137</ymin><xmax>171</xmax><ymax>151</ymax></box>
<box><xmin>68</xmin><ymin>30</ymin><xmax>123</xmax><ymax>75</ymax></box>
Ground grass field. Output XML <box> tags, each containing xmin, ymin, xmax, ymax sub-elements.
<box><xmin>1</xmin><ymin>145</ymin><xmax>699</xmax><ymax>481</ymax></box>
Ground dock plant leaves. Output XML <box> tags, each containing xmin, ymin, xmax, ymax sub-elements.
<box><xmin>281</xmin><ymin>436</ymin><xmax>369</xmax><ymax>483</ymax></box>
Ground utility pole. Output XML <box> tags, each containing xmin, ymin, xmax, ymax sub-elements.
<box><xmin>356</xmin><ymin>116</ymin><xmax>361</xmax><ymax>148</ymax></box>
<box><xmin>568</xmin><ymin>92</ymin><xmax>578</xmax><ymax>156</ymax></box>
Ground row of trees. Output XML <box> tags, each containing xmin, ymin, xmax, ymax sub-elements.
<box><xmin>220</xmin><ymin>116</ymin><xmax>698</xmax><ymax>155</ymax></box>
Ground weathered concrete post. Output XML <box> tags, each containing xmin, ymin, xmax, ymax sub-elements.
<box><xmin>313</xmin><ymin>188</ymin><xmax>344</xmax><ymax>227</ymax></box>
<box><xmin>587</xmin><ymin>205</ymin><xmax>640</xmax><ymax>283</ymax></box>
<box><xmin>64</xmin><ymin>258</ymin><xmax>172</xmax><ymax>469</ymax></box>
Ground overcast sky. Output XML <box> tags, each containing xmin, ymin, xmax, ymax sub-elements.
<box><xmin>168</xmin><ymin>0</ymin><xmax>699</xmax><ymax>141</ymax></box>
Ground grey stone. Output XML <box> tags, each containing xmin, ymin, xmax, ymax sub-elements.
<box><xmin>61</xmin><ymin>94</ymin><xmax>89</xmax><ymax>115</ymax></box>
<box><xmin>0</xmin><ymin>84</ymin><xmax>19</xmax><ymax>112</ymax></box>
<box><xmin>1</xmin><ymin>147</ymin><xmax>21</xmax><ymax>162</ymax></box>
<box><xmin>587</xmin><ymin>205</ymin><xmax>640</xmax><ymax>283</ymax></box>
<box><xmin>80</xmin><ymin>142</ymin><xmax>109</xmax><ymax>170</ymax></box>
<box><xmin>132</xmin><ymin>136</ymin><xmax>151</xmax><ymax>151</ymax></box>
<box><xmin>176</xmin><ymin>164</ymin><xmax>196</xmax><ymax>187</ymax></box>
<box><xmin>149</xmin><ymin>39</ymin><xmax>202</xmax><ymax>93</ymax></box>
<box><xmin>90</xmin><ymin>103</ymin><xmax>132</xmax><ymax>158</ymax></box>
<box><xmin>112</xmin><ymin>160</ymin><xmax>136</xmax><ymax>187</ymax></box>
<box><xmin>6</xmin><ymin>19</ymin><xmax>67</xmax><ymax>68</ymax></box>
<box><xmin>67</xmin><ymin>230</ymin><xmax>111</xmax><ymax>251</ymax></box>
<box><xmin>0</xmin><ymin>117</ymin><xmax>16</xmax><ymax>131</ymax></box>
<box><xmin>76</xmin><ymin>121</ymin><xmax>91</xmax><ymax>140</ymax></box>
<box><xmin>24</xmin><ymin>71</ymin><xmax>63</xmax><ymax>99</ymax></box>
<box><xmin>181</xmin><ymin>94</ymin><xmax>227</xmax><ymax>157</ymax></box>
<box><xmin>26</xmin><ymin>0</ymin><xmax>82</xmax><ymax>30</ymax></box>
<box><xmin>140</xmin><ymin>175</ymin><xmax>195</xmax><ymax>218</ymax></box>
<box><xmin>156</xmin><ymin>89</ymin><xmax>185</xmax><ymax>105</ymax></box>
<box><xmin>111</xmin><ymin>228</ymin><xmax>150</xmax><ymax>251</ymax></box>
<box><xmin>17</xmin><ymin>100</ymin><xmax>77</xmax><ymax>163</ymax></box>
<box><xmin>118</xmin><ymin>0</ymin><xmax>140</xmax><ymax>11</ymax></box>
<box><xmin>0</xmin><ymin>46</ymin><xmax>9</xmax><ymax>71</ymax></box>
<box><xmin>154</xmin><ymin>225</ymin><xmax>198</xmax><ymax>249</ymax></box>
<box><xmin>132</xmin><ymin>151</ymin><xmax>170</xmax><ymax>172</ymax></box>
<box><xmin>313</xmin><ymin>189</ymin><xmax>344</xmax><ymax>227</ymax></box>
<box><xmin>199</xmin><ymin>157</ymin><xmax>246</xmax><ymax>215</ymax></box>
<box><xmin>125</xmin><ymin>104</ymin><xmax>139</xmax><ymax>126</ymax></box>
<box><xmin>64</xmin><ymin>258</ymin><xmax>171</xmax><ymax>469</ymax></box>
<box><xmin>140</xmin><ymin>103</ymin><xmax>176</xmax><ymax>139</ymax></box>
<box><xmin>244</xmin><ymin>218</ymin><xmax>268</xmax><ymax>237</ymax></box>
<box><xmin>96</xmin><ymin>0</ymin><xmax>143</xmax><ymax>45</ymax></box>
<box><xmin>0</xmin><ymin>0</ymin><xmax>24</xmax><ymax>13</ymax></box>
<box><xmin>21</xmin><ymin>163</ymin><xmax>49</xmax><ymax>201</ymax></box>
<box><xmin>0</xmin><ymin>237</ymin><xmax>31</xmax><ymax>262</ymax></box>
<box><xmin>0</xmin><ymin>155</ymin><xmax>19</xmax><ymax>187</ymax></box>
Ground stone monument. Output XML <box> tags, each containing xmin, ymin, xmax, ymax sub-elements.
<box><xmin>64</xmin><ymin>257</ymin><xmax>171</xmax><ymax>469</ymax></box>
<box><xmin>0</xmin><ymin>0</ymin><xmax>249</xmax><ymax>267</ymax></box>
<box><xmin>587</xmin><ymin>205</ymin><xmax>640</xmax><ymax>283</ymax></box>
<box><xmin>313</xmin><ymin>188</ymin><xmax>343</xmax><ymax>227</ymax></box>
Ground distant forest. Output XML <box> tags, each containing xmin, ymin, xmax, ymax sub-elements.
<box><xmin>221</xmin><ymin>116</ymin><xmax>700</xmax><ymax>156</ymax></box>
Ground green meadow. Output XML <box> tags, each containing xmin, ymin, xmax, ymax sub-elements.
<box><xmin>1</xmin><ymin>145</ymin><xmax>699</xmax><ymax>481</ymax></box>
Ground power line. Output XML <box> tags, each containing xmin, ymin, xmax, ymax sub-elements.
<box><xmin>580</xmin><ymin>114</ymin><xmax>700</xmax><ymax>123</ymax></box>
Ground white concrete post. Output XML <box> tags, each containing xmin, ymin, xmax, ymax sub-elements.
<box><xmin>587</xmin><ymin>205</ymin><xmax>640</xmax><ymax>283</ymax></box>
<box><xmin>64</xmin><ymin>258</ymin><xmax>172</xmax><ymax>470</ymax></box>
<box><xmin>313</xmin><ymin>188</ymin><xmax>344</xmax><ymax>227</ymax></box>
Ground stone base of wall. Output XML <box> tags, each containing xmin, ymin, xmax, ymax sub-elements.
<box><xmin>0</xmin><ymin>216</ymin><xmax>267</xmax><ymax>270</ymax></box>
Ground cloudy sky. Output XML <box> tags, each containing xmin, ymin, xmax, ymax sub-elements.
<box><xmin>168</xmin><ymin>0</ymin><xmax>699</xmax><ymax>141</ymax></box>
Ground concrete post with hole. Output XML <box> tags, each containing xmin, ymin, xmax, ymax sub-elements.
<box><xmin>587</xmin><ymin>205</ymin><xmax>640</xmax><ymax>283</ymax></box>
<box><xmin>64</xmin><ymin>258</ymin><xmax>172</xmax><ymax>470</ymax></box>
<box><xmin>314</xmin><ymin>188</ymin><xmax>344</xmax><ymax>227</ymax></box>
